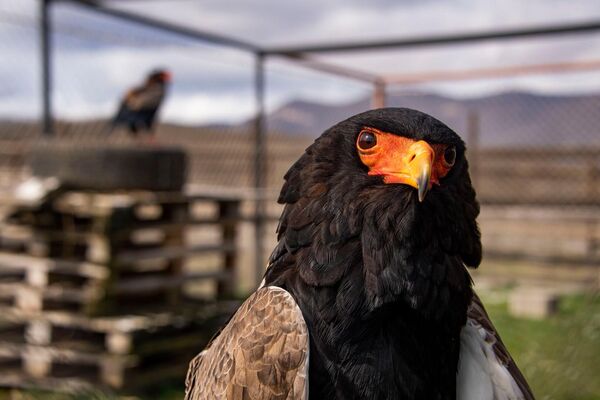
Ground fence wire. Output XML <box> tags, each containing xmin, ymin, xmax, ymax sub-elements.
<box><xmin>0</xmin><ymin>1</ymin><xmax>598</xmax><ymax>267</ymax></box>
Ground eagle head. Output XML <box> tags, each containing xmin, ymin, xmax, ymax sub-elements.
<box><xmin>271</xmin><ymin>108</ymin><xmax>481</xmax><ymax>320</ymax></box>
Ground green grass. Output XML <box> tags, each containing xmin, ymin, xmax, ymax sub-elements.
<box><xmin>481</xmin><ymin>292</ymin><xmax>600</xmax><ymax>400</ymax></box>
<box><xmin>2</xmin><ymin>292</ymin><xmax>599</xmax><ymax>400</ymax></box>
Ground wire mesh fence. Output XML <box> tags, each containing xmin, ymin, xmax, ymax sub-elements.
<box><xmin>0</xmin><ymin>0</ymin><xmax>599</xmax><ymax>267</ymax></box>
<box><xmin>376</xmin><ymin>88</ymin><xmax>600</xmax><ymax>206</ymax></box>
<box><xmin>1</xmin><ymin>2</ymin><xmax>600</xmax><ymax>399</ymax></box>
<box><xmin>0</xmin><ymin>0</ymin><xmax>260</xmax><ymax>189</ymax></box>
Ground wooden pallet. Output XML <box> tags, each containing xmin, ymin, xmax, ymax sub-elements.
<box><xmin>0</xmin><ymin>223</ymin><xmax>173</xmax><ymax>262</ymax></box>
<box><xmin>0</xmin><ymin>369</ymin><xmax>98</xmax><ymax>395</ymax></box>
<box><xmin>7</xmin><ymin>190</ymin><xmax>190</xmax><ymax>232</ymax></box>
<box><xmin>0</xmin><ymin>301</ymin><xmax>238</xmax><ymax>348</ymax></box>
<box><xmin>4</xmin><ymin>191</ymin><xmax>190</xmax><ymax>281</ymax></box>
<box><xmin>0</xmin><ymin>300</ymin><xmax>237</xmax><ymax>391</ymax></box>
<box><xmin>0</xmin><ymin>188</ymin><xmax>243</xmax><ymax>394</ymax></box>
<box><xmin>0</xmin><ymin>252</ymin><xmax>106</xmax><ymax>312</ymax></box>
<box><xmin>0</xmin><ymin>252</ymin><xmax>232</xmax><ymax>315</ymax></box>
<box><xmin>0</xmin><ymin>341</ymin><xmax>202</xmax><ymax>391</ymax></box>
<box><xmin>0</xmin><ymin>225</ymin><xmax>235</xmax><ymax>270</ymax></box>
<box><xmin>3</xmin><ymin>188</ymin><xmax>241</xmax><ymax>295</ymax></box>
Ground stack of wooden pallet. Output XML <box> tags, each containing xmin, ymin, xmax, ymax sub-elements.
<box><xmin>0</xmin><ymin>189</ymin><xmax>240</xmax><ymax>395</ymax></box>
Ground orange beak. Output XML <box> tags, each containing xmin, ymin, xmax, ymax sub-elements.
<box><xmin>377</xmin><ymin>140</ymin><xmax>434</xmax><ymax>202</ymax></box>
<box><xmin>359</xmin><ymin>135</ymin><xmax>435</xmax><ymax>202</ymax></box>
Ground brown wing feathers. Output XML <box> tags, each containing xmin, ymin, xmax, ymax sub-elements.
<box><xmin>185</xmin><ymin>287</ymin><xmax>309</xmax><ymax>400</ymax></box>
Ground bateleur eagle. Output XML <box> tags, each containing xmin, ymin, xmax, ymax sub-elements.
<box><xmin>109</xmin><ymin>69</ymin><xmax>171</xmax><ymax>136</ymax></box>
<box><xmin>185</xmin><ymin>108</ymin><xmax>534</xmax><ymax>400</ymax></box>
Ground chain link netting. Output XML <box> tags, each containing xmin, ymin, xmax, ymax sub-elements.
<box><xmin>0</xmin><ymin>0</ymin><xmax>598</xmax><ymax>264</ymax></box>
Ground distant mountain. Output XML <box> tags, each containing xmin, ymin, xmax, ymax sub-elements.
<box><xmin>261</xmin><ymin>91</ymin><xmax>600</xmax><ymax>148</ymax></box>
<box><xmin>2</xmin><ymin>91</ymin><xmax>598</xmax><ymax>149</ymax></box>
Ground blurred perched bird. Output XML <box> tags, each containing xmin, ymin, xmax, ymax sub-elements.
<box><xmin>185</xmin><ymin>109</ymin><xmax>534</xmax><ymax>400</ymax></box>
<box><xmin>109</xmin><ymin>69</ymin><xmax>171</xmax><ymax>136</ymax></box>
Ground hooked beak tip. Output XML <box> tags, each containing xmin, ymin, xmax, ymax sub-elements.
<box><xmin>417</xmin><ymin>170</ymin><xmax>431</xmax><ymax>203</ymax></box>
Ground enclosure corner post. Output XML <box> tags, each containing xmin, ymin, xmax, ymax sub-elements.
<box><xmin>372</xmin><ymin>79</ymin><xmax>386</xmax><ymax>109</ymax></box>
<box><xmin>41</xmin><ymin>0</ymin><xmax>54</xmax><ymax>136</ymax></box>
<box><xmin>253</xmin><ymin>52</ymin><xmax>266</xmax><ymax>288</ymax></box>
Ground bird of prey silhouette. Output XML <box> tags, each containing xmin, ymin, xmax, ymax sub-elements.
<box><xmin>109</xmin><ymin>69</ymin><xmax>171</xmax><ymax>137</ymax></box>
<box><xmin>185</xmin><ymin>108</ymin><xmax>535</xmax><ymax>400</ymax></box>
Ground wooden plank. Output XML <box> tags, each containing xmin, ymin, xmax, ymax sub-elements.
<box><xmin>117</xmin><ymin>243</ymin><xmax>235</xmax><ymax>263</ymax></box>
<box><xmin>0</xmin><ymin>342</ymin><xmax>138</xmax><ymax>389</ymax></box>
<box><xmin>0</xmin><ymin>272</ymin><xmax>232</xmax><ymax>315</ymax></box>
<box><xmin>113</xmin><ymin>271</ymin><xmax>231</xmax><ymax>295</ymax></box>
<box><xmin>2</xmin><ymin>216</ymin><xmax>259</xmax><ymax>239</ymax></box>
<box><xmin>185</xmin><ymin>184</ymin><xmax>262</xmax><ymax>202</ymax></box>
<box><xmin>484</xmin><ymin>249</ymin><xmax>600</xmax><ymax>266</ymax></box>
<box><xmin>3</xmin><ymin>191</ymin><xmax>197</xmax><ymax>239</ymax></box>
<box><xmin>0</xmin><ymin>310</ymin><xmax>226</xmax><ymax>357</ymax></box>
<box><xmin>11</xmin><ymin>343</ymin><xmax>137</xmax><ymax>367</ymax></box>
<box><xmin>51</xmin><ymin>190</ymin><xmax>192</xmax><ymax>219</ymax></box>
<box><xmin>0</xmin><ymin>369</ymin><xmax>99</xmax><ymax>394</ymax></box>
<box><xmin>0</xmin><ymin>221</ymin><xmax>248</xmax><ymax>262</ymax></box>
<box><xmin>0</xmin><ymin>252</ymin><xmax>233</xmax><ymax>315</ymax></box>
<box><xmin>0</xmin><ymin>304</ymin><xmax>233</xmax><ymax>390</ymax></box>
<box><xmin>481</xmin><ymin>164</ymin><xmax>592</xmax><ymax>180</ymax></box>
<box><xmin>480</xmin><ymin>147</ymin><xmax>600</xmax><ymax>158</ymax></box>
<box><xmin>0</xmin><ymin>252</ymin><xmax>109</xmax><ymax>280</ymax></box>
<box><xmin>0</xmin><ymin>300</ymin><xmax>239</xmax><ymax>334</ymax></box>
<box><xmin>0</xmin><ymin>283</ymin><xmax>102</xmax><ymax>312</ymax></box>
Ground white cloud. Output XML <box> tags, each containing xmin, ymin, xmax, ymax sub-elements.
<box><xmin>107</xmin><ymin>0</ymin><xmax>600</xmax><ymax>46</ymax></box>
<box><xmin>162</xmin><ymin>94</ymin><xmax>254</xmax><ymax>125</ymax></box>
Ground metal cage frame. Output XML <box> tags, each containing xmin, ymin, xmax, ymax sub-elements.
<box><xmin>38</xmin><ymin>0</ymin><xmax>600</xmax><ymax>284</ymax></box>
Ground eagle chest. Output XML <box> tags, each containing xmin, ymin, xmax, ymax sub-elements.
<box><xmin>305</xmin><ymin>301</ymin><xmax>461</xmax><ymax>400</ymax></box>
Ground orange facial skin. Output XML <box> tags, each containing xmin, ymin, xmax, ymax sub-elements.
<box><xmin>356</xmin><ymin>127</ymin><xmax>454</xmax><ymax>200</ymax></box>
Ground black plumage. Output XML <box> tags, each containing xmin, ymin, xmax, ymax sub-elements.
<box><xmin>185</xmin><ymin>107</ymin><xmax>534</xmax><ymax>400</ymax></box>
<box><xmin>264</xmin><ymin>108</ymin><xmax>481</xmax><ymax>399</ymax></box>
<box><xmin>109</xmin><ymin>69</ymin><xmax>170</xmax><ymax>136</ymax></box>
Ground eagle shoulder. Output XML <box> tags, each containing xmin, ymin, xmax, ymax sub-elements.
<box><xmin>185</xmin><ymin>286</ymin><xmax>309</xmax><ymax>400</ymax></box>
<box><xmin>457</xmin><ymin>293</ymin><xmax>535</xmax><ymax>400</ymax></box>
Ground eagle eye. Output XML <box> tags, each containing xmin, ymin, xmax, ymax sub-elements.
<box><xmin>443</xmin><ymin>146</ymin><xmax>457</xmax><ymax>167</ymax></box>
<box><xmin>357</xmin><ymin>130</ymin><xmax>377</xmax><ymax>150</ymax></box>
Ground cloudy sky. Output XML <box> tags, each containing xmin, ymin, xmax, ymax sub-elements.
<box><xmin>1</xmin><ymin>0</ymin><xmax>600</xmax><ymax>124</ymax></box>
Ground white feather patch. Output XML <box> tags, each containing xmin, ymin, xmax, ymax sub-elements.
<box><xmin>457</xmin><ymin>318</ymin><xmax>525</xmax><ymax>400</ymax></box>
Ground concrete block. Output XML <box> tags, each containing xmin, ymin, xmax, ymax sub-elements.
<box><xmin>509</xmin><ymin>287</ymin><xmax>559</xmax><ymax>319</ymax></box>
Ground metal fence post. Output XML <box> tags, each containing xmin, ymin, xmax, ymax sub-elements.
<box><xmin>41</xmin><ymin>0</ymin><xmax>54</xmax><ymax>136</ymax></box>
<box><xmin>253</xmin><ymin>53</ymin><xmax>266</xmax><ymax>288</ymax></box>
<box><xmin>467</xmin><ymin>110</ymin><xmax>480</xmax><ymax>188</ymax></box>
<box><xmin>372</xmin><ymin>80</ymin><xmax>386</xmax><ymax>108</ymax></box>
